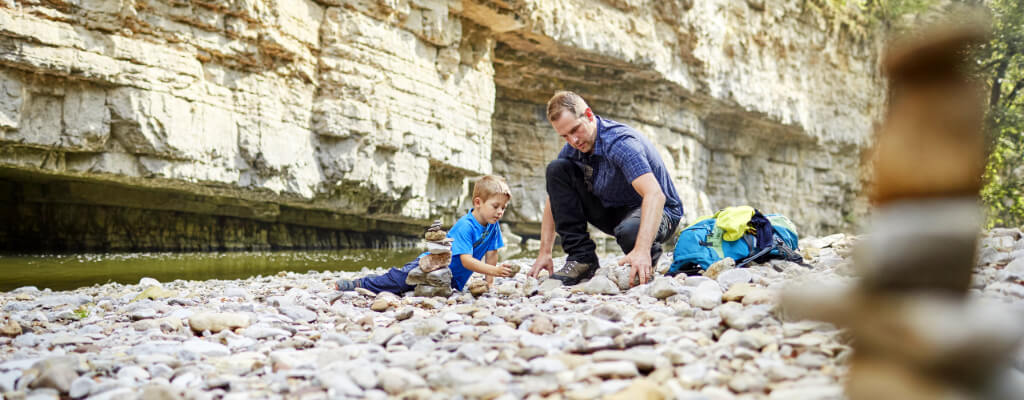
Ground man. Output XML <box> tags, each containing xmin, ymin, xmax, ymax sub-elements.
<box><xmin>528</xmin><ymin>91</ymin><xmax>684</xmax><ymax>286</ymax></box>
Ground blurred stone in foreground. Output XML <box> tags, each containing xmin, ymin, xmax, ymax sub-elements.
<box><xmin>783</xmin><ymin>23</ymin><xmax>1024</xmax><ymax>400</ymax></box>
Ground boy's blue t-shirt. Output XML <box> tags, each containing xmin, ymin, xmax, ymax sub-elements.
<box><xmin>420</xmin><ymin>210</ymin><xmax>504</xmax><ymax>291</ymax></box>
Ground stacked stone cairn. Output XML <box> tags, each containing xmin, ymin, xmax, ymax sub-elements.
<box><xmin>783</xmin><ymin>25</ymin><xmax>1024</xmax><ymax>400</ymax></box>
<box><xmin>405</xmin><ymin>220</ymin><xmax>454</xmax><ymax>297</ymax></box>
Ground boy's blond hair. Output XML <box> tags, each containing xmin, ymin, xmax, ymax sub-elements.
<box><xmin>473</xmin><ymin>175</ymin><xmax>511</xmax><ymax>202</ymax></box>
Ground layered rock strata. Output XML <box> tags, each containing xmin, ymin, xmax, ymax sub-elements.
<box><xmin>0</xmin><ymin>0</ymin><xmax>885</xmax><ymax>250</ymax></box>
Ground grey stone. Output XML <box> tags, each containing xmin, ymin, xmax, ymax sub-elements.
<box><xmin>179</xmin><ymin>339</ymin><xmax>230</xmax><ymax>357</ymax></box>
<box><xmin>348</xmin><ymin>366</ymin><xmax>380</xmax><ymax>390</ymax></box>
<box><xmin>648</xmin><ymin>277</ymin><xmax>684</xmax><ymax>299</ymax></box>
<box><xmin>69</xmin><ymin>376</ymin><xmax>94</xmax><ymax>399</ymax></box>
<box><xmin>130</xmin><ymin>308</ymin><xmax>158</xmax><ymax>320</ymax></box>
<box><xmin>574</xmin><ymin>361</ymin><xmax>639</xmax><ymax>380</ymax></box>
<box><xmin>584</xmin><ymin>276</ymin><xmax>621</xmax><ymax>295</ymax></box>
<box><xmin>188</xmin><ymin>313</ymin><xmax>250</xmax><ymax>333</ymax></box>
<box><xmin>395</xmin><ymin>308</ymin><xmax>414</xmax><ymax>321</ymax></box>
<box><xmin>690</xmin><ymin>281</ymin><xmax>723</xmax><ymax>310</ymax></box>
<box><xmin>728</xmin><ymin>373</ymin><xmax>767</xmax><ymax>393</ymax></box>
<box><xmin>582</xmin><ymin>317</ymin><xmax>623</xmax><ymax>339</ymax></box>
<box><xmin>28</xmin><ymin>357</ymin><xmax>79</xmax><ymax>393</ymax></box>
<box><xmin>413</xmin><ymin>284</ymin><xmax>452</xmax><ymax>298</ymax></box>
<box><xmin>425</xmin><ymin>267</ymin><xmax>453</xmax><ymax>287</ymax></box>
<box><xmin>279</xmin><ymin>306</ymin><xmax>317</xmax><ymax>323</ymax></box>
<box><xmin>223</xmin><ymin>287</ymin><xmax>249</xmax><ymax>298</ymax></box>
<box><xmin>405</xmin><ymin>267</ymin><xmax>427</xmax><ymax>285</ymax></box>
<box><xmin>721</xmin><ymin>305</ymin><xmax>771</xmax><ymax>330</ymax></box>
<box><xmin>717</xmin><ymin>268</ymin><xmax>752</xmax><ymax>290</ymax></box>
<box><xmin>242</xmin><ymin>324</ymin><xmax>291</xmax><ymax>339</ymax></box>
<box><xmin>538</xmin><ymin>279</ymin><xmax>563</xmax><ymax>296</ymax></box>
<box><xmin>377</xmin><ymin>368</ymin><xmax>426</xmax><ymax>394</ymax></box>
<box><xmin>591</xmin><ymin>303</ymin><xmax>624</xmax><ymax>322</ymax></box>
<box><xmin>116</xmin><ymin>365</ymin><xmax>150</xmax><ymax>382</ymax></box>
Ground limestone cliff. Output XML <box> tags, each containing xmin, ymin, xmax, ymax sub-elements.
<box><xmin>0</xmin><ymin>0</ymin><xmax>884</xmax><ymax>251</ymax></box>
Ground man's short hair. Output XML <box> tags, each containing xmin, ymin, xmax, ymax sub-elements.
<box><xmin>546</xmin><ymin>91</ymin><xmax>588</xmax><ymax>122</ymax></box>
<box><xmin>473</xmin><ymin>175</ymin><xmax>511</xmax><ymax>202</ymax></box>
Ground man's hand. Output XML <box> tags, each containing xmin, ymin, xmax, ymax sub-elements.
<box><xmin>618</xmin><ymin>249</ymin><xmax>653</xmax><ymax>286</ymax></box>
<box><xmin>529</xmin><ymin>255</ymin><xmax>554</xmax><ymax>278</ymax></box>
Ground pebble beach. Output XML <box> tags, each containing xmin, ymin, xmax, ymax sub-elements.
<box><xmin>2</xmin><ymin>230</ymin><xmax>1024</xmax><ymax>400</ymax></box>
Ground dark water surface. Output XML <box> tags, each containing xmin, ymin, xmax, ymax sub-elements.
<box><xmin>0</xmin><ymin>248</ymin><xmax>552</xmax><ymax>292</ymax></box>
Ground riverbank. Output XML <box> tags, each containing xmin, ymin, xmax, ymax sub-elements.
<box><xmin>1</xmin><ymin>231</ymin><xmax>1022</xmax><ymax>399</ymax></box>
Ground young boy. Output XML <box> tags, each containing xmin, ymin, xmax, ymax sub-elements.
<box><xmin>335</xmin><ymin>175</ymin><xmax>515</xmax><ymax>294</ymax></box>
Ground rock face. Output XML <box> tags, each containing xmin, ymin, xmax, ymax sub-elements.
<box><xmin>0</xmin><ymin>0</ymin><xmax>884</xmax><ymax>250</ymax></box>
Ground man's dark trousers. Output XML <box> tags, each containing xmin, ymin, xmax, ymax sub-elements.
<box><xmin>546</xmin><ymin>158</ymin><xmax>679</xmax><ymax>265</ymax></box>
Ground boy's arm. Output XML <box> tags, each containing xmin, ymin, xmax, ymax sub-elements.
<box><xmin>459</xmin><ymin>253</ymin><xmax>512</xmax><ymax>278</ymax></box>
<box><xmin>484</xmin><ymin>250</ymin><xmax>499</xmax><ymax>286</ymax></box>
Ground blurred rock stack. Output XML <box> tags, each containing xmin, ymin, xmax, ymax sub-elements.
<box><xmin>406</xmin><ymin>220</ymin><xmax>453</xmax><ymax>297</ymax></box>
<box><xmin>783</xmin><ymin>24</ymin><xmax>1024</xmax><ymax>400</ymax></box>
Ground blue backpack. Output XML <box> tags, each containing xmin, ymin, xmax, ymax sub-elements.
<box><xmin>669</xmin><ymin>211</ymin><xmax>803</xmax><ymax>276</ymax></box>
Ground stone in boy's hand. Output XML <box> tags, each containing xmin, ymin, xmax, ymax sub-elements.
<box><xmin>495</xmin><ymin>263</ymin><xmax>514</xmax><ymax>277</ymax></box>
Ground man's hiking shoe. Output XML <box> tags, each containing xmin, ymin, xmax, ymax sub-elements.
<box><xmin>335</xmin><ymin>279</ymin><xmax>360</xmax><ymax>291</ymax></box>
<box><xmin>551</xmin><ymin>261</ymin><xmax>597</xmax><ymax>285</ymax></box>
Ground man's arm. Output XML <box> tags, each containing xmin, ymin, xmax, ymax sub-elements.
<box><xmin>529</xmin><ymin>197</ymin><xmax>557</xmax><ymax>277</ymax></box>
<box><xmin>617</xmin><ymin>172</ymin><xmax>665</xmax><ymax>285</ymax></box>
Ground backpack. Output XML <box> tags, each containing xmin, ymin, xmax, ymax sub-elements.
<box><xmin>668</xmin><ymin>207</ymin><xmax>804</xmax><ymax>276</ymax></box>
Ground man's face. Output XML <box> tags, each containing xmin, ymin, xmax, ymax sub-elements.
<box><xmin>552</xmin><ymin>109</ymin><xmax>597</xmax><ymax>153</ymax></box>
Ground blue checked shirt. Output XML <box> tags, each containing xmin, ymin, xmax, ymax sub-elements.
<box><xmin>557</xmin><ymin>116</ymin><xmax>684</xmax><ymax>221</ymax></box>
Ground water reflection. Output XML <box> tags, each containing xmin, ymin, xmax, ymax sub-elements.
<box><xmin>0</xmin><ymin>247</ymin><xmax>561</xmax><ymax>292</ymax></box>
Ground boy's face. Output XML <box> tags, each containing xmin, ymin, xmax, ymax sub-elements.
<box><xmin>474</xmin><ymin>195</ymin><xmax>509</xmax><ymax>225</ymax></box>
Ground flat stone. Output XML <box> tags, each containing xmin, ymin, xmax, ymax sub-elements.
<box><xmin>180</xmin><ymin>339</ymin><xmax>230</xmax><ymax>357</ymax></box>
<box><xmin>592</xmin><ymin>350</ymin><xmax>662</xmax><ymax>371</ymax></box>
<box><xmin>721</xmin><ymin>305</ymin><xmax>771</xmax><ymax>330</ymax></box>
<box><xmin>138</xmin><ymin>277</ymin><xmax>161</xmax><ymax>288</ymax></box>
<box><xmin>528</xmin><ymin>315</ymin><xmax>554</xmax><ymax>335</ymax></box>
<box><xmin>722</xmin><ymin>283</ymin><xmax>755</xmax><ymax>302</ymax></box>
<box><xmin>188</xmin><ymin>312</ymin><xmax>250</xmax><ymax>333</ymax></box>
<box><xmin>582</xmin><ymin>317</ymin><xmax>623</xmax><ymax>339</ymax></box>
<box><xmin>279</xmin><ymin>306</ymin><xmax>317</xmax><ymax>323</ymax></box>
<box><xmin>648</xmin><ymin>277</ymin><xmax>683</xmax><ymax>299</ymax></box>
<box><xmin>69</xmin><ymin>376</ymin><xmax>94</xmax><ymax>399</ymax></box>
<box><xmin>1</xmin><ymin>319</ymin><xmax>22</xmax><ymax>337</ymax></box>
<box><xmin>538</xmin><ymin>279</ymin><xmax>563</xmax><ymax>296</ymax></box>
<box><xmin>574</xmin><ymin>361</ymin><xmax>639</xmax><ymax>380</ymax></box>
<box><xmin>27</xmin><ymin>357</ymin><xmax>79</xmax><ymax>393</ymax></box>
<box><xmin>690</xmin><ymin>281</ymin><xmax>723</xmax><ymax>310</ymax></box>
<box><xmin>605</xmin><ymin>379</ymin><xmax>664</xmax><ymax>400</ymax></box>
<box><xmin>584</xmin><ymin>276</ymin><xmax>621</xmax><ymax>295</ymax></box>
<box><xmin>371</xmin><ymin>292</ymin><xmax>399</xmax><ymax>312</ymax></box>
<box><xmin>413</xmin><ymin>284</ymin><xmax>452</xmax><ymax>298</ymax></box>
<box><xmin>703</xmin><ymin>257</ymin><xmax>735</xmax><ymax>279</ymax></box>
<box><xmin>717</xmin><ymin>268</ymin><xmax>752</xmax><ymax>290</ymax></box>
<box><xmin>728</xmin><ymin>373</ymin><xmax>767</xmax><ymax>393</ymax></box>
<box><xmin>592</xmin><ymin>303</ymin><xmax>624</xmax><ymax>322</ymax></box>
<box><xmin>377</xmin><ymin>368</ymin><xmax>426</xmax><ymax>394</ymax></box>
<box><xmin>467</xmin><ymin>280</ymin><xmax>488</xmax><ymax>297</ymax></box>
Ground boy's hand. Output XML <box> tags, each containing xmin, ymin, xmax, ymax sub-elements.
<box><xmin>529</xmin><ymin>255</ymin><xmax>554</xmax><ymax>278</ymax></box>
<box><xmin>493</xmin><ymin>263</ymin><xmax>513</xmax><ymax>277</ymax></box>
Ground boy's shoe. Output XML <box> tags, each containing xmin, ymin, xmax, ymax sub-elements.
<box><xmin>551</xmin><ymin>261</ymin><xmax>597</xmax><ymax>285</ymax></box>
<box><xmin>335</xmin><ymin>279</ymin><xmax>360</xmax><ymax>291</ymax></box>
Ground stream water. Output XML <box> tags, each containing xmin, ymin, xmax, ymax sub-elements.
<box><xmin>0</xmin><ymin>247</ymin><xmax>555</xmax><ymax>292</ymax></box>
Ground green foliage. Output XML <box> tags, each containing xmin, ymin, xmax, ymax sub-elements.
<box><xmin>73</xmin><ymin>304</ymin><xmax>90</xmax><ymax>319</ymax></box>
<box><xmin>978</xmin><ymin>0</ymin><xmax>1024</xmax><ymax>228</ymax></box>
